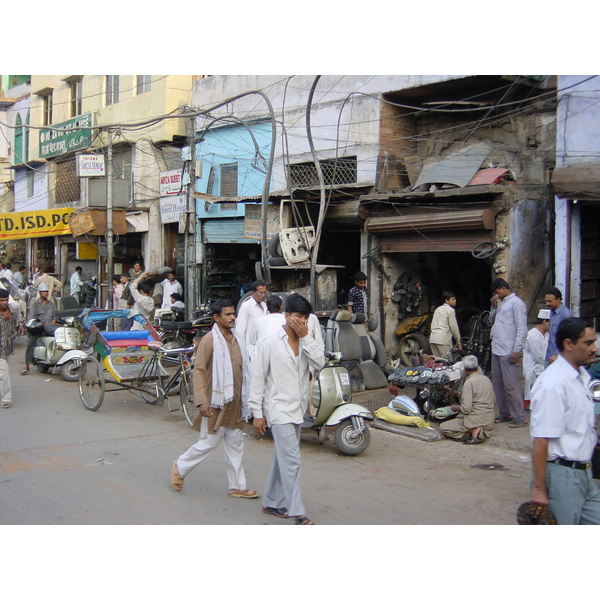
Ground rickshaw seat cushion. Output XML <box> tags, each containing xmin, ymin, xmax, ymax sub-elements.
<box><xmin>103</xmin><ymin>331</ymin><xmax>150</xmax><ymax>340</ymax></box>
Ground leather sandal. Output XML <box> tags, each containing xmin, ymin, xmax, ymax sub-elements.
<box><xmin>228</xmin><ymin>489</ymin><xmax>259</xmax><ymax>499</ymax></box>
<box><xmin>262</xmin><ymin>506</ymin><xmax>289</xmax><ymax>518</ymax></box>
<box><xmin>171</xmin><ymin>461</ymin><xmax>183</xmax><ymax>491</ymax></box>
<box><xmin>295</xmin><ymin>515</ymin><xmax>314</xmax><ymax>525</ymax></box>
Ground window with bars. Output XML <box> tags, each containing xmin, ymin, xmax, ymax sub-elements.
<box><xmin>106</xmin><ymin>75</ymin><xmax>120</xmax><ymax>106</ymax></box>
<box><xmin>136</xmin><ymin>75</ymin><xmax>152</xmax><ymax>95</ymax></box>
<box><xmin>54</xmin><ymin>158</ymin><xmax>81</xmax><ymax>204</ymax></box>
<box><xmin>220</xmin><ymin>162</ymin><xmax>238</xmax><ymax>197</ymax></box>
<box><xmin>288</xmin><ymin>156</ymin><xmax>357</xmax><ymax>188</ymax></box>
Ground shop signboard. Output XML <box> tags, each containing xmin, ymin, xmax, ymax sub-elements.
<box><xmin>244</xmin><ymin>203</ymin><xmax>289</xmax><ymax>240</ymax></box>
<box><xmin>0</xmin><ymin>208</ymin><xmax>74</xmax><ymax>240</ymax></box>
<box><xmin>76</xmin><ymin>154</ymin><xmax>105</xmax><ymax>177</ymax></box>
<box><xmin>39</xmin><ymin>113</ymin><xmax>94</xmax><ymax>159</ymax></box>
<box><xmin>160</xmin><ymin>194</ymin><xmax>187</xmax><ymax>224</ymax></box>
<box><xmin>160</xmin><ymin>169</ymin><xmax>185</xmax><ymax>196</ymax></box>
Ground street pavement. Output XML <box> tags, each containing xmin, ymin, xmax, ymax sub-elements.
<box><xmin>1</xmin><ymin>335</ymin><xmax>537</xmax><ymax>526</ymax></box>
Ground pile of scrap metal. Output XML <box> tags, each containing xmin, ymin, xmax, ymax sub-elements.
<box><xmin>390</xmin><ymin>272</ymin><xmax>427</xmax><ymax>322</ymax></box>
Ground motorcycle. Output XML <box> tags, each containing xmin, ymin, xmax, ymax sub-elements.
<box><xmin>153</xmin><ymin>304</ymin><xmax>213</xmax><ymax>349</ymax></box>
<box><xmin>25</xmin><ymin>313</ymin><xmax>88</xmax><ymax>382</ymax></box>
<box><xmin>301</xmin><ymin>351</ymin><xmax>374</xmax><ymax>455</ymax></box>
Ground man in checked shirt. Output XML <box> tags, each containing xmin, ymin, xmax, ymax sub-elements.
<box><xmin>0</xmin><ymin>288</ymin><xmax>21</xmax><ymax>408</ymax></box>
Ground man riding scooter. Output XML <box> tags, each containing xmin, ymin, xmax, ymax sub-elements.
<box><xmin>22</xmin><ymin>283</ymin><xmax>55</xmax><ymax>375</ymax></box>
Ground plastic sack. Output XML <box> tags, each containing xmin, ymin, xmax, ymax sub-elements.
<box><xmin>375</xmin><ymin>407</ymin><xmax>430</xmax><ymax>428</ymax></box>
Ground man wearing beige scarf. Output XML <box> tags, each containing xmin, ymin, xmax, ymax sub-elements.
<box><xmin>171</xmin><ymin>299</ymin><xmax>258</xmax><ymax>499</ymax></box>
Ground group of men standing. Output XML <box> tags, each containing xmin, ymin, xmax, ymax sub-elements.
<box><xmin>171</xmin><ymin>281</ymin><xmax>324</xmax><ymax>525</ymax></box>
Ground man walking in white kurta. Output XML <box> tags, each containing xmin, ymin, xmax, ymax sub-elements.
<box><xmin>250</xmin><ymin>294</ymin><xmax>325</xmax><ymax>525</ymax></box>
<box><xmin>171</xmin><ymin>298</ymin><xmax>259</xmax><ymax>500</ymax></box>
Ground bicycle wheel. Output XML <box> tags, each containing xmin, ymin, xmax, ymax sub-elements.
<box><xmin>180</xmin><ymin>368</ymin><xmax>198</xmax><ymax>427</ymax></box>
<box><xmin>78</xmin><ymin>356</ymin><xmax>105</xmax><ymax>411</ymax></box>
<box><xmin>139</xmin><ymin>382</ymin><xmax>163</xmax><ymax>405</ymax></box>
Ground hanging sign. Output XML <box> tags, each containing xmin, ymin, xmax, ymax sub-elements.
<box><xmin>0</xmin><ymin>208</ymin><xmax>74</xmax><ymax>240</ymax></box>
<box><xmin>77</xmin><ymin>154</ymin><xmax>106</xmax><ymax>177</ymax></box>
<box><xmin>160</xmin><ymin>194</ymin><xmax>187</xmax><ymax>224</ymax></box>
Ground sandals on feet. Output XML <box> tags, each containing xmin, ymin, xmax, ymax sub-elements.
<box><xmin>262</xmin><ymin>506</ymin><xmax>289</xmax><ymax>518</ymax></box>
<box><xmin>508</xmin><ymin>419</ymin><xmax>529</xmax><ymax>428</ymax></box>
<box><xmin>494</xmin><ymin>416</ymin><xmax>512</xmax><ymax>423</ymax></box>
<box><xmin>228</xmin><ymin>489</ymin><xmax>259</xmax><ymax>499</ymax></box>
<box><xmin>171</xmin><ymin>461</ymin><xmax>183</xmax><ymax>491</ymax></box>
<box><xmin>463</xmin><ymin>435</ymin><xmax>485</xmax><ymax>444</ymax></box>
<box><xmin>295</xmin><ymin>515</ymin><xmax>314</xmax><ymax>525</ymax></box>
<box><xmin>21</xmin><ymin>369</ymin><xmax>29</xmax><ymax>376</ymax></box>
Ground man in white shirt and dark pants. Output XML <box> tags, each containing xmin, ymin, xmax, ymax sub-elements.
<box><xmin>250</xmin><ymin>293</ymin><xmax>325</xmax><ymax>525</ymax></box>
<box><xmin>529</xmin><ymin>317</ymin><xmax>600</xmax><ymax>525</ymax></box>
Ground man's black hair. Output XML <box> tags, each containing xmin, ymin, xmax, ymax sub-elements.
<box><xmin>250</xmin><ymin>280</ymin><xmax>267</xmax><ymax>292</ymax></box>
<box><xmin>19</xmin><ymin>265</ymin><xmax>26</xmax><ymax>271</ymax></box>
<box><xmin>491</xmin><ymin>278</ymin><xmax>510</xmax><ymax>291</ymax></box>
<box><xmin>0</xmin><ymin>288</ymin><xmax>9</xmax><ymax>299</ymax></box>
<box><xmin>120</xmin><ymin>272</ymin><xmax>131</xmax><ymax>279</ymax></box>
<box><xmin>556</xmin><ymin>317</ymin><xmax>594</xmax><ymax>351</ymax></box>
<box><xmin>210</xmin><ymin>298</ymin><xmax>235</xmax><ymax>317</ymax></box>
<box><xmin>354</xmin><ymin>271</ymin><xmax>367</xmax><ymax>282</ymax></box>
<box><xmin>139</xmin><ymin>282</ymin><xmax>152</xmax><ymax>295</ymax></box>
<box><xmin>170</xmin><ymin>292</ymin><xmax>183</xmax><ymax>302</ymax></box>
<box><xmin>266</xmin><ymin>294</ymin><xmax>283</xmax><ymax>313</ymax></box>
<box><xmin>75</xmin><ymin>266</ymin><xmax>83</xmax><ymax>272</ymax></box>
<box><xmin>545</xmin><ymin>286</ymin><xmax>562</xmax><ymax>300</ymax></box>
<box><xmin>285</xmin><ymin>293</ymin><xmax>312</xmax><ymax>315</ymax></box>
<box><xmin>442</xmin><ymin>290</ymin><xmax>456</xmax><ymax>302</ymax></box>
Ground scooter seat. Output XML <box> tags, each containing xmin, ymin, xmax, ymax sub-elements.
<box><xmin>160</xmin><ymin>321</ymin><xmax>193</xmax><ymax>331</ymax></box>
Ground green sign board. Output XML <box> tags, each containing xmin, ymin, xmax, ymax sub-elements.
<box><xmin>39</xmin><ymin>113</ymin><xmax>94</xmax><ymax>159</ymax></box>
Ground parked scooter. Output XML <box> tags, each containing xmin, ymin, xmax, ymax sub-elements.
<box><xmin>301</xmin><ymin>351</ymin><xmax>374</xmax><ymax>455</ymax></box>
<box><xmin>25</xmin><ymin>313</ymin><xmax>88</xmax><ymax>381</ymax></box>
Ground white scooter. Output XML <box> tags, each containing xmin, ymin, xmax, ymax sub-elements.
<box><xmin>303</xmin><ymin>352</ymin><xmax>374</xmax><ymax>455</ymax></box>
<box><xmin>26</xmin><ymin>314</ymin><xmax>88</xmax><ymax>382</ymax></box>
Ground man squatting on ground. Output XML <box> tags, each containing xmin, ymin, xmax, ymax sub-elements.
<box><xmin>171</xmin><ymin>299</ymin><xmax>259</xmax><ymax>500</ymax></box>
<box><xmin>439</xmin><ymin>354</ymin><xmax>495</xmax><ymax>444</ymax></box>
<box><xmin>249</xmin><ymin>293</ymin><xmax>325</xmax><ymax>525</ymax></box>
<box><xmin>529</xmin><ymin>317</ymin><xmax>600</xmax><ymax>525</ymax></box>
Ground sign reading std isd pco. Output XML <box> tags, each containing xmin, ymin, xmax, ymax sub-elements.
<box><xmin>0</xmin><ymin>208</ymin><xmax>74</xmax><ymax>240</ymax></box>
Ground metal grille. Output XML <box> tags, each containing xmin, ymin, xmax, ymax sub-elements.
<box><xmin>288</xmin><ymin>156</ymin><xmax>357</xmax><ymax>188</ymax></box>
<box><xmin>55</xmin><ymin>158</ymin><xmax>80</xmax><ymax>204</ymax></box>
<box><xmin>220</xmin><ymin>162</ymin><xmax>238</xmax><ymax>197</ymax></box>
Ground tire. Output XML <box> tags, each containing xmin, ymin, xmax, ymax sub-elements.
<box><xmin>334</xmin><ymin>419</ymin><xmax>371</xmax><ymax>455</ymax></box>
<box><xmin>60</xmin><ymin>360</ymin><xmax>80</xmax><ymax>382</ymax></box>
<box><xmin>268</xmin><ymin>232</ymin><xmax>282</xmax><ymax>258</ymax></box>
<box><xmin>398</xmin><ymin>333</ymin><xmax>430</xmax><ymax>366</ymax></box>
<box><xmin>78</xmin><ymin>356</ymin><xmax>105</xmax><ymax>411</ymax></box>
<box><xmin>180</xmin><ymin>367</ymin><xmax>199</xmax><ymax>427</ymax></box>
<box><xmin>140</xmin><ymin>383</ymin><xmax>162</xmax><ymax>405</ymax></box>
<box><xmin>36</xmin><ymin>363</ymin><xmax>49</xmax><ymax>373</ymax></box>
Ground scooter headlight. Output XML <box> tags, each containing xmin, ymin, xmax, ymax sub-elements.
<box><xmin>589</xmin><ymin>379</ymin><xmax>600</xmax><ymax>401</ymax></box>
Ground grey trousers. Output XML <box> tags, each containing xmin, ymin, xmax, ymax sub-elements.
<box><xmin>264</xmin><ymin>423</ymin><xmax>305</xmax><ymax>517</ymax></box>
<box><xmin>492</xmin><ymin>353</ymin><xmax>525</xmax><ymax>422</ymax></box>
<box><xmin>544</xmin><ymin>461</ymin><xmax>600</xmax><ymax>525</ymax></box>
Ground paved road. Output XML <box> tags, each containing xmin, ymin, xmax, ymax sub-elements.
<box><xmin>1</xmin><ymin>336</ymin><xmax>534</xmax><ymax>526</ymax></box>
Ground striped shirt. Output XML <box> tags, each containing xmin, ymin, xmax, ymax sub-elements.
<box><xmin>0</xmin><ymin>304</ymin><xmax>20</xmax><ymax>360</ymax></box>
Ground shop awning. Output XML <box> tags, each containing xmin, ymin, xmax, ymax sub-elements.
<box><xmin>551</xmin><ymin>163</ymin><xmax>600</xmax><ymax>199</ymax></box>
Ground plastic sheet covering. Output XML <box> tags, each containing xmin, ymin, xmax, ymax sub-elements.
<box><xmin>375</xmin><ymin>407</ymin><xmax>430</xmax><ymax>428</ymax></box>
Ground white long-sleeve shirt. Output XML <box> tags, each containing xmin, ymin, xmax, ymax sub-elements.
<box><xmin>490</xmin><ymin>292</ymin><xmax>527</xmax><ymax>356</ymax></box>
<box><xmin>249</xmin><ymin>327</ymin><xmax>325</xmax><ymax>425</ymax></box>
<box><xmin>235</xmin><ymin>297</ymin><xmax>267</xmax><ymax>347</ymax></box>
<box><xmin>429</xmin><ymin>302</ymin><xmax>461</xmax><ymax>347</ymax></box>
<box><xmin>523</xmin><ymin>327</ymin><xmax>548</xmax><ymax>400</ymax></box>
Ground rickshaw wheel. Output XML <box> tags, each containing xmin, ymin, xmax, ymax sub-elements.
<box><xmin>180</xmin><ymin>368</ymin><xmax>198</xmax><ymax>427</ymax></box>
<box><xmin>78</xmin><ymin>356</ymin><xmax>105</xmax><ymax>411</ymax></box>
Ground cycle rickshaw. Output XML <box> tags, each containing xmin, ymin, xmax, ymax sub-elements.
<box><xmin>77</xmin><ymin>309</ymin><xmax>199</xmax><ymax>426</ymax></box>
